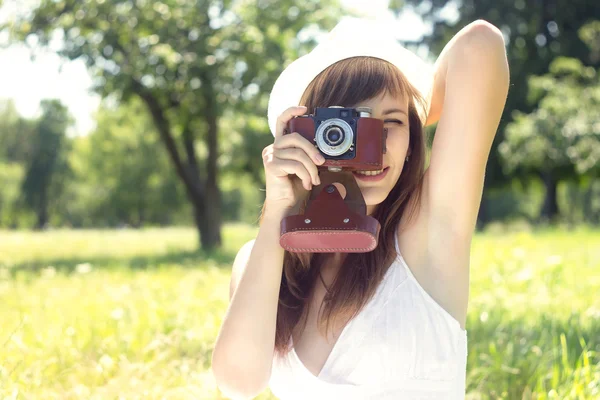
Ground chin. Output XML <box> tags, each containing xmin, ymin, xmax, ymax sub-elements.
<box><xmin>361</xmin><ymin>187</ymin><xmax>390</xmax><ymax>209</ymax></box>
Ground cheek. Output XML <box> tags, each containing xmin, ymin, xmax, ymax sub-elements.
<box><xmin>386</xmin><ymin>130</ymin><xmax>410</xmax><ymax>160</ymax></box>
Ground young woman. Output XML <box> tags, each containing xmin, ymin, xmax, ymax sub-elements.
<box><xmin>212</xmin><ymin>18</ymin><xmax>509</xmax><ymax>400</ymax></box>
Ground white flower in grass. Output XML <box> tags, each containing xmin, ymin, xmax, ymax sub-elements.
<box><xmin>545</xmin><ymin>255</ymin><xmax>563</xmax><ymax>266</ymax></box>
<box><xmin>110</xmin><ymin>307</ymin><xmax>124</xmax><ymax>320</ymax></box>
<box><xmin>75</xmin><ymin>263</ymin><xmax>93</xmax><ymax>274</ymax></box>
<box><xmin>531</xmin><ymin>345</ymin><xmax>542</xmax><ymax>356</ymax></box>
<box><xmin>515</xmin><ymin>266</ymin><xmax>533</xmax><ymax>282</ymax></box>
<box><xmin>73</xmin><ymin>384</ymin><xmax>90</xmax><ymax>397</ymax></box>
<box><xmin>41</xmin><ymin>266</ymin><xmax>56</xmax><ymax>278</ymax></box>
<box><xmin>584</xmin><ymin>307</ymin><xmax>600</xmax><ymax>319</ymax></box>
<box><xmin>479</xmin><ymin>311</ymin><xmax>489</xmax><ymax>323</ymax></box>
<box><xmin>512</xmin><ymin>247</ymin><xmax>526</xmax><ymax>259</ymax></box>
<box><xmin>180</xmin><ymin>363</ymin><xmax>190</xmax><ymax>373</ymax></box>
<box><xmin>99</xmin><ymin>354</ymin><xmax>114</xmax><ymax>370</ymax></box>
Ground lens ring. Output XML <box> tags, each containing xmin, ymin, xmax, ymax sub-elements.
<box><xmin>315</xmin><ymin>118</ymin><xmax>354</xmax><ymax>156</ymax></box>
<box><xmin>325</xmin><ymin>126</ymin><xmax>344</xmax><ymax>146</ymax></box>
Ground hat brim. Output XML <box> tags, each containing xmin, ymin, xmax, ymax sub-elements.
<box><xmin>267</xmin><ymin>18</ymin><xmax>434</xmax><ymax>137</ymax></box>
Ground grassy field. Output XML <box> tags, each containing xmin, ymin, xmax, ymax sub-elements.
<box><xmin>0</xmin><ymin>225</ymin><xmax>599</xmax><ymax>399</ymax></box>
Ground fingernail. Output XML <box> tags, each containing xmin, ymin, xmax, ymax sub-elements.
<box><xmin>316</xmin><ymin>177</ymin><xmax>321</xmax><ymax>185</ymax></box>
<box><xmin>315</xmin><ymin>154</ymin><xmax>325</xmax><ymax>164</ymax></box>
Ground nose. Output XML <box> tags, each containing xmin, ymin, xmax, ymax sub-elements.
<box><xmin>383</xmin><ymin>127</ymin><xmax>388</xmax><ymax>154</ymax></box>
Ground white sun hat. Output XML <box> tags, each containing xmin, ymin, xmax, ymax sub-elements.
<box><xmin>267</xmin><ymin>17</ymin><xmax>435</xmax><ymax>137</ymax></box>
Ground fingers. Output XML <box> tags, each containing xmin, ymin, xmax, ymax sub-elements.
<box><xmin>275</xmin><ymin>106</ymin><xmax>307</xmax><ymax>138</ymax></box>
<box><xmin>276</xmin><ymin>158</ymin><xmax>314</xmax><ymax>191</ymax></box>
<box><xmin>262</xmin><ymin>145</ymin><xmax>314</xmax><ymax>191</ymax></box>
<box><xmin>264</xmin><ymin>106</ymin><xmax>326</xmax><ymax>193</ymax></box>
<box><xmin>272</xmin><ymin>157</ymin><xmax>312</xmax><ymax>190</ymax></box>
<box><xmin>274</xmin><ymin>132</ymin><xmax>325</xmax><ymax>167</ymax></box>
<box><xmin>274</xmin><ymin>148</ymin><xmax>321</xmax><ymax>186</ymax></box>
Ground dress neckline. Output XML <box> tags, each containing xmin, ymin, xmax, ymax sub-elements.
<box><xmin>289</xmin><ymin>257</ymin><xmax>399</xmax><ymax>381</ymax></box>
<box><xmin>287</xmin><ymin>229</ymin><xmax>467</xmax><ymax>383</ymax></box>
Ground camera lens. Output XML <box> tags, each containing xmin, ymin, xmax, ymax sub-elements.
<box><xmin>315</xmin><ymin>118</ymin><xmax>354</xmax><ymax>156</ymax></box>
<box><xmin>324</xmin><ymin>127</ymin><xmax>344</xmax><ymax>146</ymax></box>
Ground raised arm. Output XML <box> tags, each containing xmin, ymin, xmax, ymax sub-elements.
<box><xmin>424</xmin><ymin>20</ymin><xmax>510</xmax><ymax>238</ymax></box>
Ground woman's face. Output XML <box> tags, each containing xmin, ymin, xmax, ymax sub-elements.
<box><xmin>350</xmin><ymin>90</ymin><xmax>411</xmax><ymax>215</ymax></box>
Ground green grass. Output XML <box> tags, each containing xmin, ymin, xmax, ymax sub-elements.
<box><xmin>0</xmin><ymin>225</ymin><xmax>599</xmax><ymax>399</ymax></box>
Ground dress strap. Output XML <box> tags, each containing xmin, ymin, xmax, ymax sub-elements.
<box><xmin>393</xmin><ymin>224</ymin><xmax>466</xmax><ymax>333</ymax></box>
<box><xmin>393</xmin><ymin>225</ymin><xmax>407</xmax><ymax>264</ymax></box>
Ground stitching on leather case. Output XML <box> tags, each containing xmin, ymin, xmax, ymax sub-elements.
<box><xmin>285</xmin><ymin>246</ymin><xmax>375</xmax><ymax>251</ymax></box>
<box><xmin>282</xmin><ymin>232</ymin><xmax>376</xmax><ymax>252</ymax></box>
<box><xmin>326</xmin><ymin>161</ymin><xmax>381</xmax><ymax>166</ymax></box>
<box><xmin>284</xmin><ymin>227</ymin><xmax>364</xmax><ymax>232</ymax></box>
<box><xmin>283</xmin><ymin>230</ymin><xmax>374</xmax><ymax>233</ymax></box>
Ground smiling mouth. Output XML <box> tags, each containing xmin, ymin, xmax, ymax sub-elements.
<box><xmin>351</xmin><ymin>167</ymin><xmax>390</xmax><ymax>182</ymax></box>
<box><xmin>354</xmin><ymin>166</ymin><xmax>389</xmax><ymax>176</ymax></box>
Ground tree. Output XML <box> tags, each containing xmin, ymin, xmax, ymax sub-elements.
<box><xmin>499</xmin><ymin>56</ymin><xmax>600</xmax><ymax>220</ymax></box>
<box><xmin>20</xmin><ymin>99</ymin><xmax>72</xmax><ymax>229</ymax></box>
<box><xmin>499</xmin><ymin>21</ymin><xmax>600</xmax><ymax>221</ymax></box>
<box><xmin>0</xmin><ymin>98</ymin><xmax>36</xmax><ymax>163</ymax></box>
<box><xmin>2</xmin><ymin>0</ymin><xmax>342</xmax><ymax>250</ymax></box>
<box><xmin>69</xmin><ymin>98</ymin><xmax>188</xmax><ymax>227</ymax></box>
<box><xmin>0</xmin><ymin>99</ymin><xmax>39</xmax><ymax>228</ymax></box>
<box><xmin>397</xmin><ymin>0</ymin><xmax>600</xmax><ymax>224</ymax></box>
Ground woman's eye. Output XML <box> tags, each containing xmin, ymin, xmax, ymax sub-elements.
<box><xmin>384</xmin><ymin>119</ymin><xmax>404</xmax><ymax>125</ymax></box>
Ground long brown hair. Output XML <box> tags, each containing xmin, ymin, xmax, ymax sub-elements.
<box><xmin>260</xmin><ymin>56</ymin><xmax>428</xmax><ymax>357</ymax></box>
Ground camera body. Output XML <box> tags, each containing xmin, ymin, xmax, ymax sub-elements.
<box><xmin>285</xmin><ymin>106</ymin><xmax>387</xmax><ymax>171</ymax></box>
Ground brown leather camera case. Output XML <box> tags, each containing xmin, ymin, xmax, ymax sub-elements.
<box><xmin>279</xmin><ymin>170</ymin><xmax>381</xmax><ymax>253</ymax></box>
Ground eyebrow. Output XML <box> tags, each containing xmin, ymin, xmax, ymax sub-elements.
<box><xmin>381</xmin><ymin>108</ymin><xmax>408</xmax><ymax>116</ymax></box>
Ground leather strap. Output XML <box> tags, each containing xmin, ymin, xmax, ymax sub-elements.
<box><xmin>280</xmin><ymin>170</ymin><xmax>381</xmax><ymax>253</ymax></box>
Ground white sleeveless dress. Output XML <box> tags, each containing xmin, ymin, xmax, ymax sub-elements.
<box><xmin>268</xmin><ymin>229</ymin><xmax>468</xmax><ymax>399</ymax></box>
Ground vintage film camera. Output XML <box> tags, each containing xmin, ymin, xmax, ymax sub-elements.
<box><xmin>285</xmin><ymin>106</ymin><xmax>387</xmax><ymax>172</ymax></box>
<box><xmin>280</xmin><ymin>106</ymin><xmax>388</xmax><ymax>253</ymax></box>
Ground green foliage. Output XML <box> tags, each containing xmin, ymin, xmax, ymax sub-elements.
<box><xmin>69</xmin><ymin>98</ymin><xmax>189</xmax><ymax>227</ymax></box>
<box><xmin>20</xmin><ymin>99</ymin><xmax>72</xmax><ymax>228</ymax></box>
<box><xmin>1</xmin><ymin>0</ymin><xmax>342</xmax><ymax>174</ymax></box>
<box><xmin>0</xmin><ymin>162</ymin><xmax>24</xmax><ymax>228</ymax></box>
<box><xmin>399</xmin><ymin>1</ymin><xmax>600</xmax><ymax>191</ymax></box>
<box><xmin>500</xmin><ymin>57</ymin><xmax>600</xmax><ymax>177</ymax></box>
<box><xmin>219</xmin><ymin>109</ymin><xmax>273</xmax><ymax>186</ymax></box>
<box><xmin>0</xmin><ymin>99</ymin><xmax>36</xmax><ymax>163</ymax></box>
<box><xmin>0</xmin><ymin>227</ymin><xmax>599</xmax><ymax>398</ymax></box>
<box><xmin>220</xmin><ymin>172</ymin><xmax>265</xmax><ymax>223</ymax></box>
<box><xmin>0</xmin><ymin>96</ymin><xmax>265</xmax><ymax>228</ymax></box>
<box><xmin>1</xmin><ymin>0</ymin><xmax>345</xmax><ymax>248</ymax></box>
<box><xmin>0</xmin><ymin>99</ymin><xmax>34</xmax><ymax>228</ymax></box>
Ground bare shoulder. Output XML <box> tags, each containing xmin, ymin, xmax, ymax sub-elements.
<box><xmin>229</xmin><ymin>238</ymin><xmax>256</xmax><ymax>301</ymax></box>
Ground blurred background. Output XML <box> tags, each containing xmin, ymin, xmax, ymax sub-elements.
<box><xmin>0</xmin><ymin>0</ymin><xmax>598</xmax><ymax>399</ymax></box>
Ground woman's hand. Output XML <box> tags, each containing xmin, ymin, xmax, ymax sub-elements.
<box><xmin>262</xmin><ymin>106</ymin><xmax>326</xmax><ymax>214</ymax></box>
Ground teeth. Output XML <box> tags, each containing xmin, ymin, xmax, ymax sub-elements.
<box><xmin>355</xmin><ymin>168</ymin><xmax>385</xmax><ymax>176</ymax></box>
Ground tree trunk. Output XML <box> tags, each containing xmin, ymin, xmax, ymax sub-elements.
<box><xmin>583</xmin><ymin>180</ymin><xmax>597</xmax><ymax>224</ymax></box>
<box><xmin>540</xmin><ymin>172</ymin><xmax>559</xmax><ymax>221</ymax></box>
<box><xmin>138</xmin><ymin>200</ymin><xmax>145</xmax><ymax>228</ymax></box>
<box><xmin>37</xmin><ymin>187</ymin><xmax>48</xmax><ymax>230</ymax></box>
<box><xmin>566</xmin><ymin>181</ymin><xmax>578</xmax><ymax>227</ymax></box>
<box><xmin>199</xmin><ymin>73</ymin><xmax>222</xmax><ymax>250</ymax></box>
<box><xmin>134</xmin><ymin>78</ymin><xmax>222</xmax><ymax>251</ymax></box>
<box><xmin>192</xmin><ymin>185</ymin><xmax>221</xmax><ymax>250</ymax></box>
